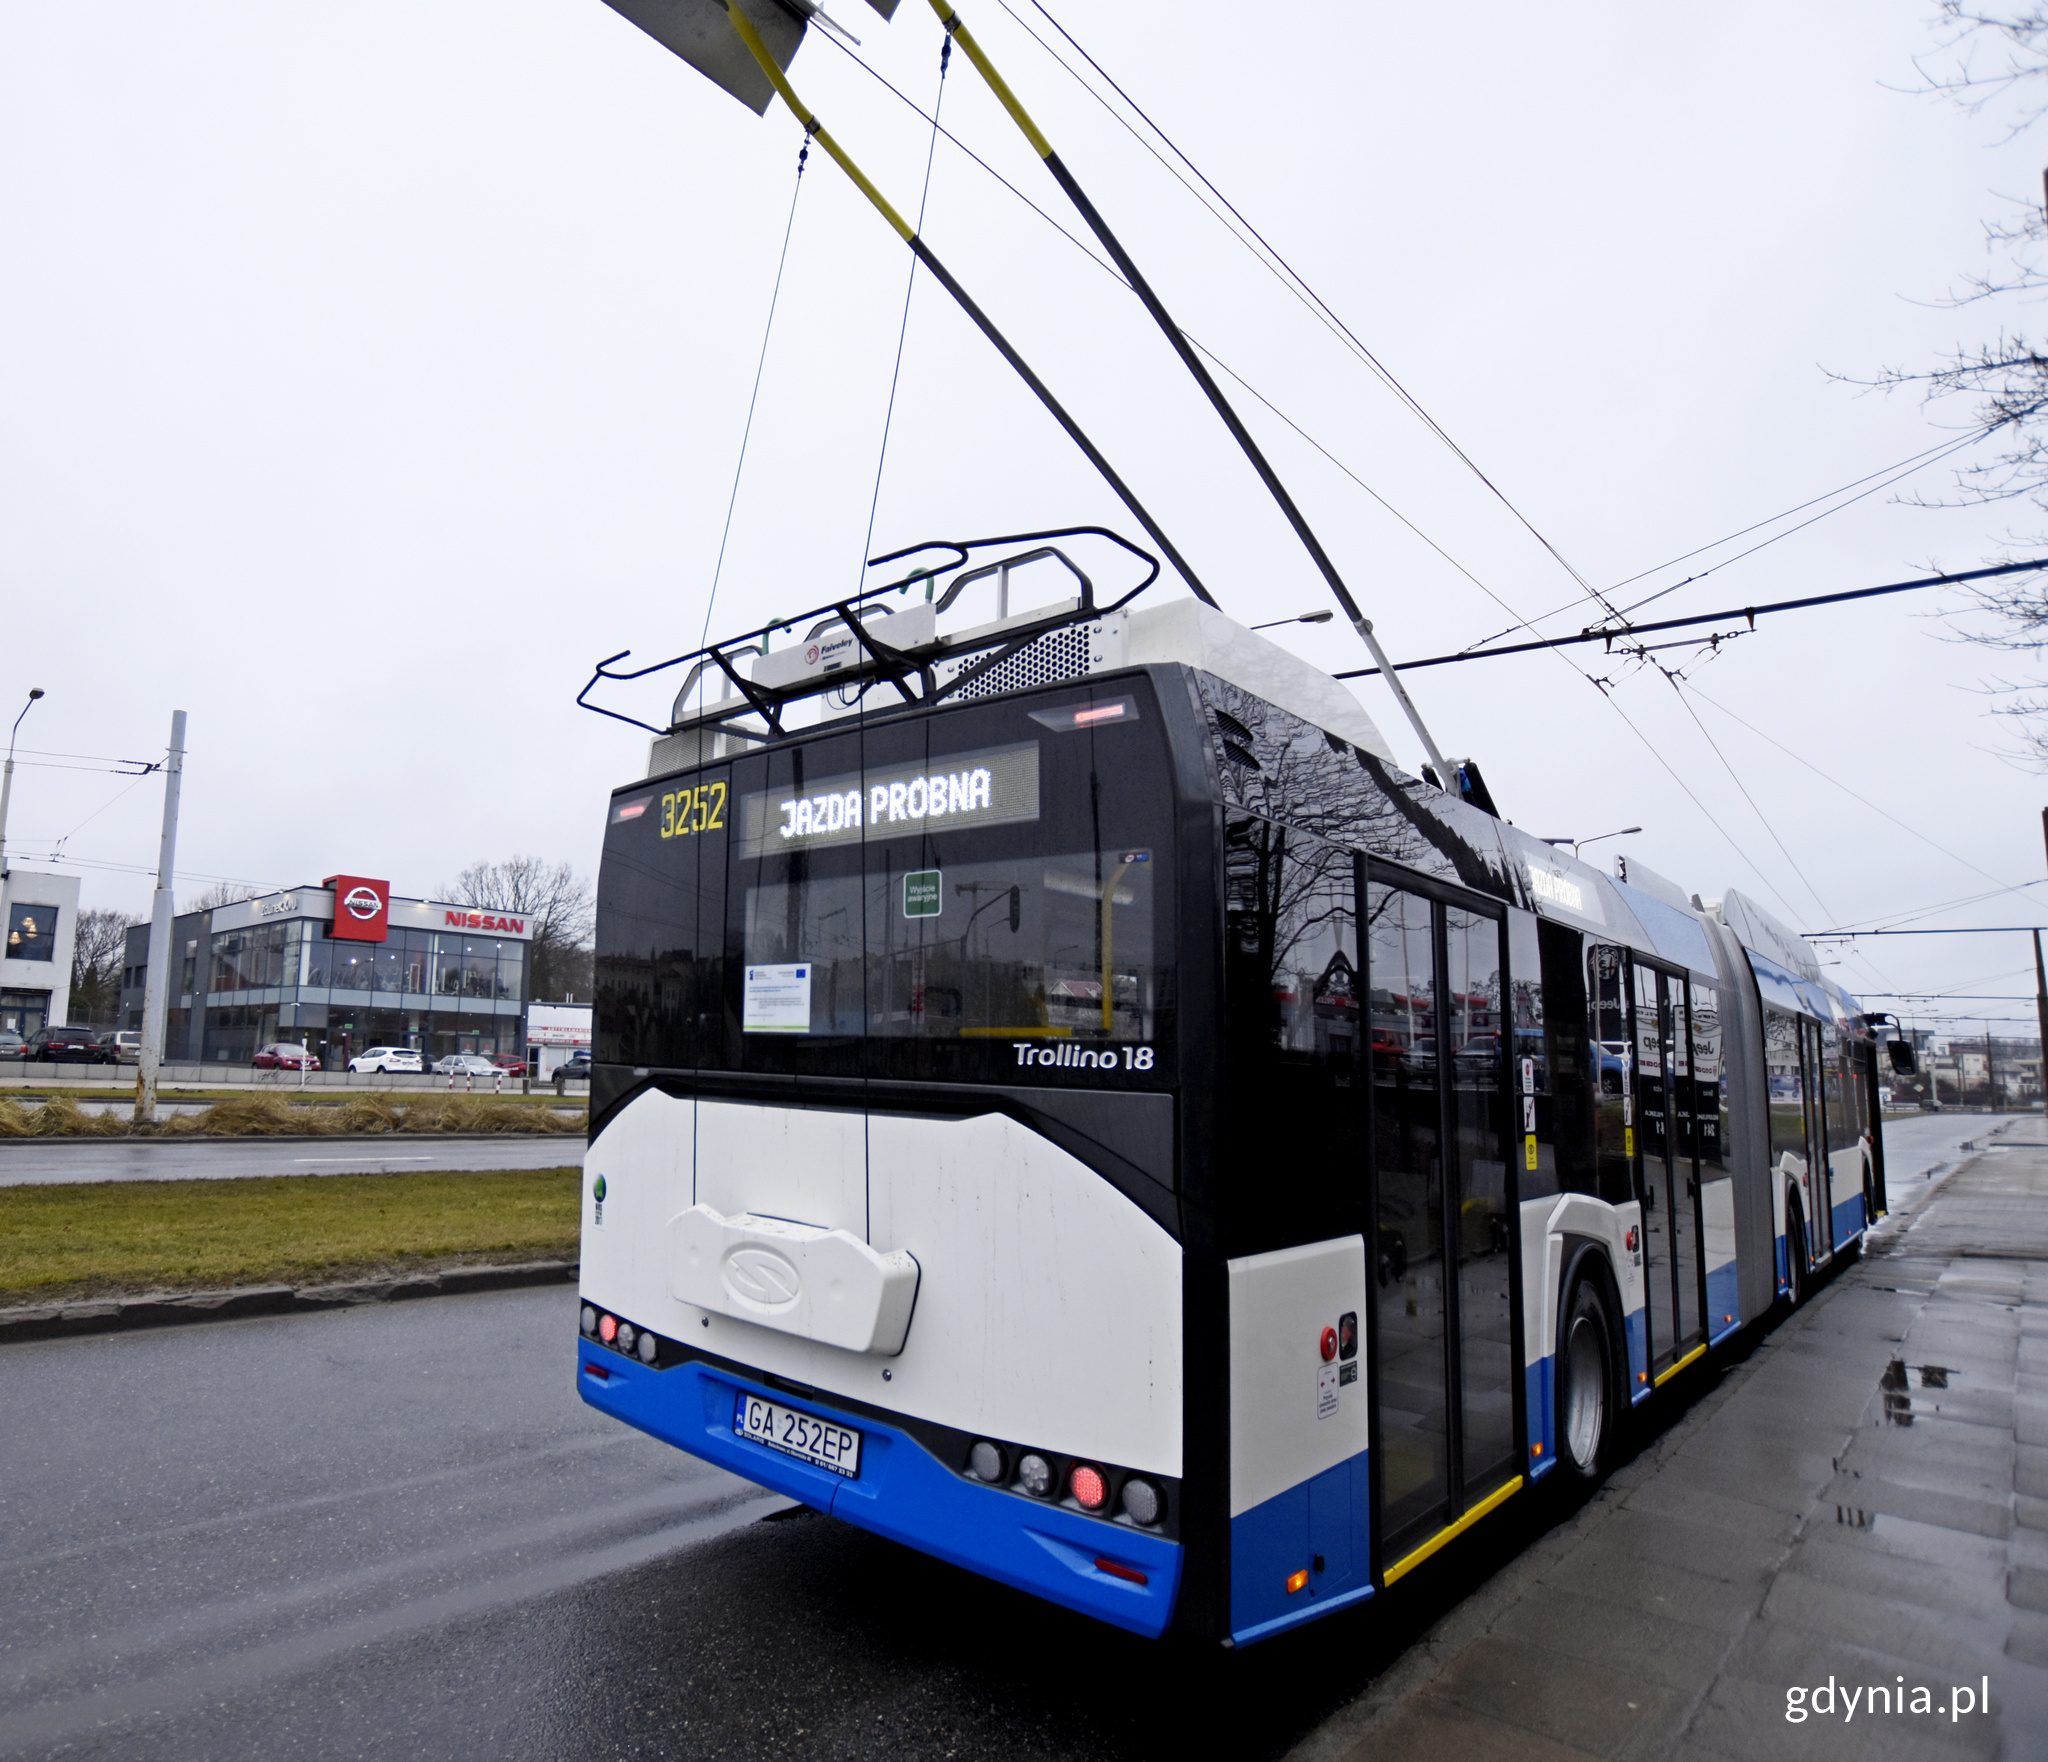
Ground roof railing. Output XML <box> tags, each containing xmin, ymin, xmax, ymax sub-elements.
<box><xmin>575</xmin><ymin>526</ymin><xmax>1160</xmax><ymax>741</ymax></box>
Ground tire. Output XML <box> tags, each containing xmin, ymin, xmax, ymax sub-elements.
<box><xmin>1784</xmin><ymin>1202</ymin><xmax>1807</xmax><ymax>1310</ymax></box>
<box><xmin>1555</xmin><ymin>1276</ymin><xmax>1616</xmax><ymax>1483</ymax></box>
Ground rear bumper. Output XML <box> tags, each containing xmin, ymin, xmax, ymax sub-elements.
<box><xmin>578</xmin><ymin>1350</ymin><xmax>1184</xmax><ymax>1638</ymax></box>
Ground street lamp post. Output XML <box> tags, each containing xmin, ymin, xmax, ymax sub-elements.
<box><xmin>1539</xmin><ymin>826</ymin><xmax>1642</xmax><ymax>860</ymax></box>
<box><xmin>0</xmin><ymin>688</ymin><xmax>47</xmax><ymax>990</ymax></box>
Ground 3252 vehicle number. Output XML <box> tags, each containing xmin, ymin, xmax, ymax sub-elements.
<box><xmin>661</xmin><ymin>783</ymin><xmax>727</xmax><ymax>839</ymax></box>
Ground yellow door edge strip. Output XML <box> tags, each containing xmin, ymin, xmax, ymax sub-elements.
<box><xmin>1652</xmin><ymin>1343</ymin><xmax>1708</xmax><ymax>1388</ymax></box>
<box><xmin>1381</xmin><ymin>1475</ymin><xmax>1524</xmax><ymax>1586</ymax></box>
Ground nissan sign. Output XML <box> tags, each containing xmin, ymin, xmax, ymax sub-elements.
<box><xmin>323</xmin><ymin>874</ymin><xmax>391</xmax><ymax>943</ymax></box>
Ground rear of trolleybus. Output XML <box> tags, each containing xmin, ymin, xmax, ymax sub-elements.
<box><xmin>578</xmin><ymin>673</ymin><xmax>1196</xmax><ymax>1637</ymax></box>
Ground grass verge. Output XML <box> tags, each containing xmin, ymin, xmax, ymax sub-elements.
<box><xmin>0</xmin><ymin>1095</ymin><xmax>584</xmax><ymax>1138</ymax></box>
<box><xmin>0</xmin><ymin>1165</ymin><xmax>581</xmax><ymax>1307</ymax></box>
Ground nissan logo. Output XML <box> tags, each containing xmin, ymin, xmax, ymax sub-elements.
<box><xmin>722</xmin><ymin>1246</ymin><xmax>801</xmax><ymax>1309</ymax></box>
<box><xmin>343</xmin><ymin>885</ymin><xmax>382</xmax><ymax>921</ymax></box>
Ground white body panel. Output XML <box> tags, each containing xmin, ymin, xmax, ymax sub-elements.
<box><xmin>1702</xmin><ymin>1177</ymin><xmax>1737</xmax><ymax>1289</ymax></box>
<box><xmin>582</xmin><ymin>1091</ymin><xmax>1184</xmax><ymax>1475</ymax></box>
<box><xmin>1226</xmin><ymin>1238</ymin><xmax>1369</xmax><ymax>1518</ymax></box>
<box><xmin>696</xmin><ymin>1099</ymin><xmax>867</xmax><ymax>1238</ymax></box>
<box><xmin>669</xmin><ymin>1205</ymin><xmax>920</xmax><ymax>1355</ymax></box>
<box><xmin>1519</xmin><ymin>1193</ymin><xmax>1645</xmax><ymax>1367</ymax></box>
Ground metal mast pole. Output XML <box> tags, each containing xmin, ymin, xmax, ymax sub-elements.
<box><xmin>134</xmin><ymin>711</ymin><xmax>187</xmax><ymax>1126</ymax></box>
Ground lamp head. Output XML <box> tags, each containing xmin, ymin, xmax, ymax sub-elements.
<box><xmin>26</xmin><ymin>689</ymin><xmax>42</xmax><ymax>701</ymax></box>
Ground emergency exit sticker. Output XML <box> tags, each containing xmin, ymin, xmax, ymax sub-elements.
<box><xmin>902</xmin><ymin>870</ymin><xmax>942</xmax><ymax>918</ymax></box>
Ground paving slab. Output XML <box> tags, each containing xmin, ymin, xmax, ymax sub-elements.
<box><xmin>1289</xmin><ymin>1118</ymin><xmax>2048</xmax><ymax>1762</ymax></box>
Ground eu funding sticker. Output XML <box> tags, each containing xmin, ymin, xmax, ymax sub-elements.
<box><xmin>903</xmin><ymin>870</ymin><xmax>942</xmax><ymax>919</ymax></box>
<box><xmin>743</xmin><ymin>964</ymin><xmax>812</xmax><ymax>1034</ymax></box>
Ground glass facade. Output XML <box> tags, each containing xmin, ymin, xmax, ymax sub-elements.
<box><xmin>180</xmin><ymin>916</ymin><xmax>527</xmax><ymax>1067</ymax></box>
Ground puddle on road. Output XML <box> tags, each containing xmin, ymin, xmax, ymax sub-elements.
<box><xmin>1877</xmin><ymin>1358</ymin><xmax>1957</xmax><ymax>1427</ymax></box>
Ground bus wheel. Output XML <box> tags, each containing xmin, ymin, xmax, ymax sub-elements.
<box><xmin>1556</xmin><ymin>1278</ymin><xmax>1614</xmax><ymax>1483</ymax></box>
<box><xmin>1784</xmin><ymin>1204</ymin><xmax>1807</xmax><ymax>1310</ymax></box>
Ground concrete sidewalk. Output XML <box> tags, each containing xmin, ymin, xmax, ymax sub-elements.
<box><xmin>1291</xmin><ymin>1120</ymin><xmax>2048</xmax><ymax>1762</ymax></box>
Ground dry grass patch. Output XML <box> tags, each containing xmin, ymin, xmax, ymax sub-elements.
<box><xmin>0</xmin><ymin>1095</ymin><xmax>582</xmax><ymax>1137</ymax></box>
<box><xmin>0</xmin><ymin>1165</ymin><xmax>581</xmax><ymax>1306</ymax></box>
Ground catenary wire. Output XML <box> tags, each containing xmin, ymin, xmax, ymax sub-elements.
<box><xmin>1009</xmin><ymin>0</ymin><xmax>1623</xmax><ymax>619</ymax></box>
<box><xmin>694</xmin><ymin>136</ymin><xmax>811</xmax><ymax>705</ymax></box>
<box><xmin>855</xmin><ymin>40</ymin><xmax>951</xmax><ymax>589</ymax></box>
<box><xmin>835</xmin><ymin>11</ymin><xmax>1834</xmax><ymax>925</ymax></box>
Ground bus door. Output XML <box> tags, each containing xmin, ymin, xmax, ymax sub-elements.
<box><xmin>1802</xmin><ymin>1020</ymin><xmax>1834</xmax><ymax>1259</ymax></box>
<box><xmin>1366</xmin><ymin>877</ymin><xmax>1518</xmax><ymax>1572</ymax></box>
<box><xmin>1630</xmin><ymin>963</ymin><xmax>1704</xmax><ymax>1378</ymax></box>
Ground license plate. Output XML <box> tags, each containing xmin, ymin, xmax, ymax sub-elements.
<box><xmin>733</xmin><ymin>1393</ymin><xmax>862</xmax><ymax>1478</ymax></box>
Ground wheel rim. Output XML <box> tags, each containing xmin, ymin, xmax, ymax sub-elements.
<box><xmin>1564</xmin><ymin>1312</ymin><xmax>1605</xmax><ymax>1470</ymax></box>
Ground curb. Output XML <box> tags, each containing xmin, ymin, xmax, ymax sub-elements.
<box><xmin>0</xmin><ymin>1259</ymin><xmax>579</xmax><ymax>1345</ymax></box>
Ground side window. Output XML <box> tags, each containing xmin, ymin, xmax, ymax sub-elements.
<box><xmin>1534</xmin><ymin>918</ymin><xmax>1596</xmax><ymax>1197</ymax></box>
<box><xmin>1822</xmin><ymin>1020</ymin><xmax>1850</xmax><ymax>1151</ymax></box>
<box><xmin>1764</xmin><ymin>1010</ymin><xmax>1807</xmax><ymax>1169</ymax></box>
<box><xmin>1510</xmin><ymin>911</ymin><xmax>1559</xmax><ymax>1201</ymax></box>
<box><xmin>1222</xmin><ymin>817</ymin><xmax>1363</xmax><ymax>1251</ymax></box>
<box><xmin>1690</xmin><ymin>982</ymin><xmax>1728</xmax><ymax>1172</ymax></box>
<box><xmin>1586</xmin><ymin>944</ymin><xmax>1634</xmax><ymax>1205</ymax></box>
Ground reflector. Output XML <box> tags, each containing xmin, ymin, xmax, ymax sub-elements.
<box><xmin>1286</xmin><ymin>1568</ymin><xmax>1310</xmax><ymax>1594</ymax></box>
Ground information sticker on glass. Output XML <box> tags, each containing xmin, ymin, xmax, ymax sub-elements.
<box><xmin>743</xmin><ymin>964</ymin><xmax>813</xmax><ymax>1034</ymax></box>
<box><xmin>902</xmin><ymin>870</ymin><xmax>942</xmax><ymax>919</ymax></box>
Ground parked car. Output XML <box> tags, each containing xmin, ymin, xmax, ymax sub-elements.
<box><xmin>487</xmin><ymin>1052</ymin><xmax>527</xmax><ymax>1075</ymax></box>
<box><xmin>252</xmin><ymin>1042</ymin><xmax>321</xmax><ymax>1071</ymax></box>
<box><xmin>555</xmin><ymin>1050</ymin><xmax>592</xmax><ymax>1081</ymax></box>
<box><xmin>0</xmin><ymin>1030</ymin><xmax>25</xmax><ymax>1062</ymax></box>
<box><xmin>28</xmin><ymin>1026</ymin><xmax>113</xmax><ymax>1064</ymax></box>
<box><xmin>430</xmin><ymin>1054</ymin><xmax>501</xmax><ymax>1078</ymax></box>
<box><xmin>348</xmin><ymin>1046</ymin><xmax>424</xmax><ymax>1074</ymax></box>
<box><xmin>98</xmin><ymin>1030</ymin><xmax>142</xmax><ymax>1065</ymax></box>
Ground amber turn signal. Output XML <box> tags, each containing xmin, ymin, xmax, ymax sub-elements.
<box><xmin>1286</xmin><ymin>1568</ymin><xmax>1310</xmax><ymax>1595</ymax></box>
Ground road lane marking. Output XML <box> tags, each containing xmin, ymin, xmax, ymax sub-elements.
<box><xmin>292</xmin><ymin>1156</ymin><xmax>435</xmax><ymax>1163</ymax></box>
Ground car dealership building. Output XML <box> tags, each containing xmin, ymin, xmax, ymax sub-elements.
<box><xmin>120</xmin><ymin>875</ymin><xmax>534</xmax><ymax>1069</ymax></box>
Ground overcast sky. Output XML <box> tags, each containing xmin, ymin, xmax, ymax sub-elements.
<box><xmin>5</xmin><ymin>0</ymin><xmax>2047</xmax><ymax>1031</ymax></box>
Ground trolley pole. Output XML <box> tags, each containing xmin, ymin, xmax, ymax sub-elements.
<box><xmin>134</xmin><ymin>711</ymin><xmax>187</xmax><ymax>1126</ymax></box>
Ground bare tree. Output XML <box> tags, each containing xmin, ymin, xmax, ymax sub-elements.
<box><xmin>442</xmin><ymin>857</ymin><xmax>595</xmax><ymax>1001</ymax></box>
<box><xmin>1868</xmin><ymin>6</ymin><xmax>2048</xmax><ymax>756</ymax></box>
<box><xmin>68</xmin><ymin>907</ymin><xmax>137</xmax><ymax>1027</ymax></box>
<box><xmin>178</xmin><ymin>881</ymin><xmax>256</xmax><ymax>914</ymax></box>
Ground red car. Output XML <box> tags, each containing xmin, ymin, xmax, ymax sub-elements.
<box><xmin>488</xmin><ymin>1052</ymin><xmax>527</xmax><ymax>1074</ymax></box>
<box><xmin>253</xmin><ymin>1042</ymin><xmax>322</xmax><ymax>1071</ymax></box>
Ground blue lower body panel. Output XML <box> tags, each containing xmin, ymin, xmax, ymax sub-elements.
<box><xmin>1624</xmin><ymin>1306</ymin><xmax>1650</xmax><ymax>1403</ymax></box>
<box><xmin>1831</xmin><ymin>1191</ymin><xmax>1867</xmax><ymax>1250</ymax></box>
<box><xmin>1228</xmin><ymin>1449</ymin><xmax>1372</xmax><ymax>1645</ymax></box>
<box><xmin>579</xmin><ymin>1354</ymin><xmax>1184</xmax><ymax>1637</ymax></box>
<box><xmin>1524</xmin><ymin>1355</ymin><xmax>1556</xmax><ymax>1480</ymax></box>
<box><xmin>1706</xmin><ymin>1259</ymin><xmax>1741</xmax><ymax>1343</ymax></box>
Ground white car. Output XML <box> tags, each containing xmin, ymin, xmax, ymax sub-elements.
<box><xmin>430</xmin><ymin>1054</ymin><xmax>502</xmax><ymax>1078</ymax></box>
<box><xmin>349</xmin><ymin>1046</ymin><xmax>424</xmax><ymax>1074</ymax></box>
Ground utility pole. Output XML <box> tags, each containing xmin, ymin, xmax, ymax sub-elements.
<box><xmin>134</xmin><ymin>711</ymin><xmax>187</xmax><ymax>1125</ymax></box>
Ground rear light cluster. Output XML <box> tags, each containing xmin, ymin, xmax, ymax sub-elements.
<box><xmin>580</xmin><ymin>1304</ymin><xmax>666</xmax><ymax>1367</ymax></box>
<box><xmin>961</xmin><ymin>1437</ymin><xmax>1169</xmax><ymax>1531</ymax></box>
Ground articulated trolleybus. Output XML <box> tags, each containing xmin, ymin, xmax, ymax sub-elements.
<box><xmin>577</xmin><ymin>535</ymin><xmax>1893</xmax><ymax>1647</ymax></box>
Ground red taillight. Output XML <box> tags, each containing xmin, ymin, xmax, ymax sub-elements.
<box><xmin>1094</xmin><ymin>1557</ymin><xmax>1148</xmax><ymax>1585</ymax></box>
<box><xmin>599</xmin><ymin>1314</ymin><xmax>618</xmax><ymax>1343</ymax></box>
<box><xmin>1070</xmin><ymin>1464</ymin><xmax>1109</xmax><ymax>1510</ymax></box>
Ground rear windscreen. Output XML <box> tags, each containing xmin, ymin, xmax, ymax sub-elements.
<box><xmin>596</xmin><ymin>679</ymin><xmax>1177</xmax><ymax>1087</ymax></box>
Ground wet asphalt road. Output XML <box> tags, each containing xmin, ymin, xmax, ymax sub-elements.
<box><xmin>0</xmin><ymin>1115</ymin><xmax>2014</xmax><ymax>1762</ymax></box>
<box><xmin>0</xmin><ymin>1135</ymin><xmax>583</xmax><ymax>1186</ymax></box>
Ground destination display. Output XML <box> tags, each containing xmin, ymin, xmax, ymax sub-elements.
<box><xmin>734</xmin><ymin>741</ymin><xmax>1040</xmax><ymax>858</ymax></box>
